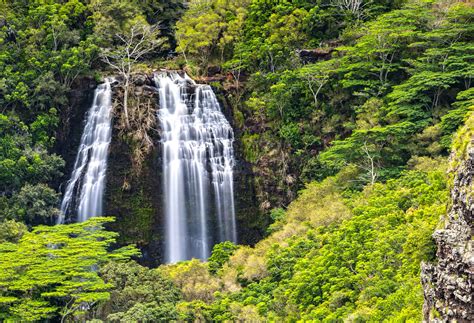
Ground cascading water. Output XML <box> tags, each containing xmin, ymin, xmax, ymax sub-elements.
<box><xmin>58</xmin><ymin>78</ymin><xmax>114</xmax><ymax>224</ymax></box>
<box><xmin>155</xmin><ymin>72</ymin><xmax>237</xmax><ymax>263</ymax></box>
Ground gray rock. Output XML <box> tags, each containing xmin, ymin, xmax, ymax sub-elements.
<box><xmin>134</xmin><ymin>74</ymin><xmax>147</xmax><ymax>86</ymax></box>
<box><xmin>422</xmin><ymin>144</ymin><xmax>474</xmax><ymax>322</ymax></box>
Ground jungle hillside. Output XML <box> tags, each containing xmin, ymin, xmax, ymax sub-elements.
<box><xmin>0</xmin><ymin>0</ymin><xmax>473</xmax><ymax>321</ymax></box>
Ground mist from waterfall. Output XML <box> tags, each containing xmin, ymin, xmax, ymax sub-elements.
<box><xmin>155</xmin><ymin>72</ymin><xmax>237</xmax><ymax>263</ymax></box>
<box><xmin>58</xmin><ymin>78</ymin><xmax>114</xmax><ymax>224</ymax></box>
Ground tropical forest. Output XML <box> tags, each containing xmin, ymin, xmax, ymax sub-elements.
<box><xmin>0</xmin><ymin>0</ymin><xmax>473</xmax><ymax>321</ymax></box>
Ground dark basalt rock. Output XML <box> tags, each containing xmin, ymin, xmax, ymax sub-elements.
<box><xmin>207</xmin><ymin>65</ymin><xmax>222</xmax><ymax>76</ymax></box>
<box><xmin>102</xmin><ymin>72</ymin><xmax>263</xmax><ymax>265</ymax></box>
<box><xmin>422</xmin><ymin>143</ymin><xmax>474</xmax><ymax>321</ymax></box>
<box><xmin>297</xmin><ymin>48</ymin><xmax>334</xmax><ymax>63</ymax></box>
<box><xmin>133</xmin><ymin>74</ymin><xmax>147</xmax><ymax>86</ymax></box>
<box><xmin>56</xmin><ymin>76</ymin><xmax>97</xmax><ymax>189</ymax></box>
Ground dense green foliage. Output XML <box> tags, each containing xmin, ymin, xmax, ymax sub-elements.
<box><xmin>177</xmin><ymin>0</ymin><xmax>472</xmax><ymax>207</ymax></box>
<box><xmin>0</xmin><ymin>217</ymin><xmax>139</xmax><ymax>321</ymax></box>
<box><xmin>208</xmin><ymin>241</ymin><xmax>239</xmax><ymax>275</ymax></box>
<box><xmin>0</xmin><ymin>0</ymin><xmax>472</xmax><ymax>321</ymax></box>
<box><xmin>162</xmin><ymin>0</ymin><xmax>472</xmax><ymax>320</ymax></box>
<box><xmin>0</xmin><ymin>1</ymin><xmax>185</xmax><ymax>321</ymax></box>
<box><xmin>162</xmin><ymin>160</ymin><xmax>448</xmax><ymax>320</ymax></box>
<box><xmin>0</xmin><ymin>0</ymin><xmax>184</xmax><ymax>222</ymax></box>
<box><xmin>96</xmin><ymin>261</ymin><xmax>181</xmax><ymax>321</ymax></box>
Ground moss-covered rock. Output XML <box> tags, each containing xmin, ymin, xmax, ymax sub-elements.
<box><xmin>105</xmin><ymin>74</ymin><xmax>164</xmax><ymax>266</ymax></box>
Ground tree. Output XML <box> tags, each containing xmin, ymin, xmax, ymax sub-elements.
<box><xmin>0</xmin><ymin>217</ymin><xmax>140</xmax><ymax>321</ymax></box>
<box><xmin>0</xmin><ymin>219</ymin><xmax>27</xmax><ymax>243</ymax></box>
<box><xmin>175</xmin><ymin>0</ymin><xmax>252</xmax><ymax>71</ymax></box>
<box><xmin>0</xmin><ymin>114</ymin><xmax>64</xmax><ymax>196</ymax></box>
<box><xmin>161</xmin><ymin>259</ymin><xmax>221</xmax><ymax>302</ymax></box>
<box><xmin>101</xmin><ymin>23</ymin><xmax>164</xmax><ymax>128</ymax></box>
<box><xmin>337</xmin><ymin>2</ymin><xmax>430</xmax><ymax>97</ymax></box>
<box><xmin>96</xmin><ymin>261</ymin><xmax>181</xmax><ymax>321</ymax></box>
<box><xmin>208</xmin><ymin>241</ymin><xmax>239</xmax><ymax>275</ymax></box>
<box><xmin>299</xmin><ymin>60</ymin><xmax>335</xmax><ymax>107</ymax></box>
<box><xmin>175</xmin><ymin>1</ymin><xmax>225</xmax><ymax>69</ymax></box>
<box><xmin>6</xmin><ymin>183</ymin><xmax>60</xmax><ymax>225</ymax></box>
<box><xmin>333</xmin><ymin>0</ymin><xmax>366</xmax><ymax>20</ymax></box>
<box><xmin>359</xmin><ymin>141</ymin><xmax>379</xmax><ymax>185</ymax></box>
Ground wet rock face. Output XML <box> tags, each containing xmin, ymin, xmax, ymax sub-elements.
<box><xmin>56</xmin><ymin>76</ymin><xmax>97</xmax><ymax>188</ymax></box>
<box><xmin>104</xmin><ymin>72</ymin><xmax>263</xmax><ymax>265</ymax></box>
<box><xmin>422</xmin><ymin>146</ymin><xmax>474</xmax><ymax>321</ymax></box>
<box><xmin>104</xmin><ymin>74</ymin><xmax>163</xmax><ymax>266</ymax></box>
<box><xmin>212</xmin><ymin>84</ymin><xmax>266</xmax><ymax>245</ymax></box>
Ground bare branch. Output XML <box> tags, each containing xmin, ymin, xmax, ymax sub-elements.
<box><xmin>100</xmin><ymin>22</ymin><xmax>163</xmax><ymax>128</ymax></box>
<box><xmin>333</xmin><ymin>0</ymin><xmax>367</xmax><ymax>20</ymax></box>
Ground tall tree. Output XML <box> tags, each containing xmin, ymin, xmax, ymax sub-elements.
<box><xmin>0</xmin><ymin>217</ymin><xmax>139</xmax><ymax>321</ymax></box>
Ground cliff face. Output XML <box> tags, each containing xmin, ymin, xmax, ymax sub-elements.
<box><xmin>202</xmin><ymin>73</ymin><xmax>299</xmax><ymax>216</ymax></box>
<box><xmin>103</xmin><ymin>72</ymin><xmax>262</xmax><ymax>265</ymax></box>
<box><xmin>422</xmin><ymin>119</ymin><xmax>474</xmax><ymax>321</ymax></box>
<box><xmin>105</xmin><ymin>74</ymin><xmax>163</xmax><ymax>266</ymax></box>
<box><xmin>56</xmin><ymin>76</ymin><xmax>97</xmax><ymax>188</ymax></box>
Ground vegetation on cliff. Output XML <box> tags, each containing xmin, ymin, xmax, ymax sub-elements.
<box><xmin>0</xmin><ymin>0</ymin><xmax>472</xmax><ymax>321</ymax></box>
<box><xmin>175</xmin><ymin>0</ymin><xmax>473</xmax><ymax>210</ymax></box>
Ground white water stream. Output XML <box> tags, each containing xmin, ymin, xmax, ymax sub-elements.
<box><xmin>155</xmin><ymin>72</ymin><xmax>237</xmax><ymax>263</ymax></box>
<box><xmin>58</xmin><ymin>78</ymin><xmax>113</xmax><ymax>223</ymax></box>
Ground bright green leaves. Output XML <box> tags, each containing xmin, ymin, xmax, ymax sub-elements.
<box><xmin>1</xmin><ymin>0</ymin><xmax>97</xmax><ymax>123</ymax></box>
<box><xmin>8</xmin><ymin>299</ymin><xmax>58</xmax><ymax>322</ymax></box>
<box><xmin>0</xmin><ymin>219</ymin><xmax>28</xmax><ymax>243</ymax></box>
<box><xmin>4</xmin><ymin>81</ymin><xmax>30</xmax><ymax>108</ymax></box>
<box><xmin>5</xmin><ymin>183</ymin><xmax>60</xmax><ymax>225</ymax></box>
<box><xmin>440</xmin><ymin>88</ymin><xmax>474</xmax><ymax>148</ymax></box>
<box><xmin>0</xmin><ymin>217</ymin><xmax>140</xmax><ymax>321</ymax></box>
<box><xmin>175</xmin><ymin>0</ymin><xmax>402</xmax><ymax>73</ymax></box>
<box><xmin>278</xmin><ymin>167</ymin><xmax>447</xmax><ymax>321</ymax></box>
<box><xmin>29</xmin><ymin>108</ymin><xmax>59</xmax><ymax>148</ymax></box>
<box><xmin>309</xmin><ymin>1</ymin><xmax>474</xmax><ymax>180</ymax></box>
<box><xmin>318</xmin><ymin>122</ymin><xmax>417</xmax><ymax>180</ymax></box>
<box><xmin>338</xmin><ymin>2</ymin><xmax>432</xmax><ymax>95</ymax></box>
<box><xmin>176</xmin><ymin>0</ymin><xmax>251</xmax><ymax>70</ymax></box>
<box><xmin>386</xmin><ymin>2</ymin><xmax>473</xmax><ymax>119</ymax></box>
<box><xmin>208</xmin><ymin>241</ymin><xmax>239</xmax><ymax>275</ymax></box>
<box><xmin>190</xmin><ymin>160</ymin><xmax>449</xmax><ymax>321</ymax></box>
<box><xmin>231</xmin><ymin>0</ymin><xmax>472</xmax><ymax>187</ymax></box>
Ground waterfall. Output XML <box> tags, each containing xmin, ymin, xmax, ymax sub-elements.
<box><xmin>58</xmin><ymin>78</ymin><xmax>114</xmax><ymax>224</ymax></box>
<box><xmin>155</xmin><ymin>72</ymin><xmax>237</xmax><ymax>263</ymax></box>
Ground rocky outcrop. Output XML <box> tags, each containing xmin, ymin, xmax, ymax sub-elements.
<box><xmin>421</xmin><ymin>122</ymin><xmax>474</xmax><ymax>321</ymax></box>
<box><xmin>296</xmin><ymin>48</ymin><xmax>334</xmax><ymax>63</ymax></box>
<box><xmin>105</xmin><ymin>74</ymin><xmax>162</xmax><ymax>266</ymax></box>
